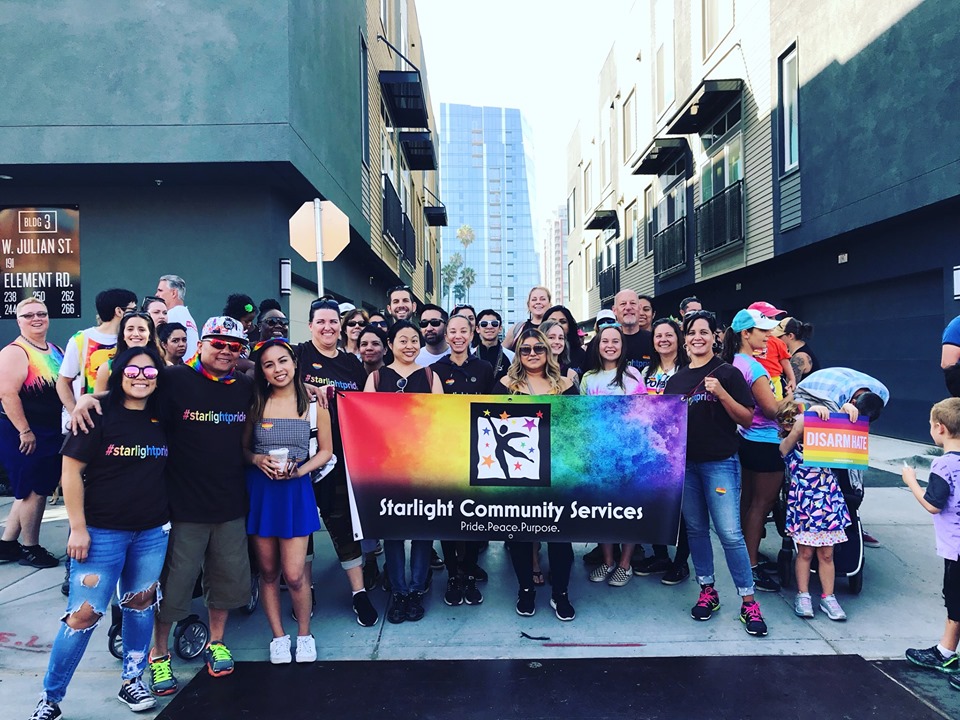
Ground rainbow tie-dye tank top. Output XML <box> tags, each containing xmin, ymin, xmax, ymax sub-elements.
<box><xmin>9</xmin><ymin>338</ymin><xmax>64</xmax><ymax>426</ymax></box>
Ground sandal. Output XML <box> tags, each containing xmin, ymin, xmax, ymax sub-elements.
<box><xmin>532</xmin><ymin>571</ymin><xmax>545</xmax><ymax>586</ymax></box>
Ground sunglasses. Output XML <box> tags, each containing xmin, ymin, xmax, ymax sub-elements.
<box><xmin>597</xmin><ymin>318</ymin><xmax>619</xmax><ymax>328</ymax></box>
<box><xmin>18</xmin><ymin>311</ymin><xmax>49</xmax><ymax>320</ymax></box>
<box><xmin>396</xmin><ymin>377</ymin><xmax>408</xmax><ymax>393</ymax></box>
<box><xmin>345</xmin><ymin>320</ymin><xmax>367</xmax><ymax>328</ymax></box>
<box><xmin>262</xmin><ymin>317</ymin><xmax>288</xmax><ymax>327</ymax></box>
<box><xmin>310</xmin><ymin>298</ymin><xmax>340</xmax><ymax>311</ymax></box>
<box><xmin>123</xmin><ymin>311</ymin><xmax>152</xmax><ymax>321</ymax></box>
<box><xmin>122</xmin><ymin>365</ymin><xmax>160</xmax><ymax>380</ymax></box>
<box><xmin>369</xmin><ymin>320</ymin><xmax>388</xmax><ymax>328</ymax></box>
<box><xmin>420</xmin><ymin>319</ymin><xmax>444</xmax><ymax>328</ymax></box>
<box><xmin>205</xmin><ymin>339</ymin><xmax>244</xmax><ymax>352</ymax></box>
<box><xmin>478</xmin><ymin>319</ymin><xmax>501</xmax><ymax>328</ymax></box>
<box><xmin>518</xmin><ymin>344</ymin><xmax>548</xmax><ymax>356</ymax></box>
<box><xmin>389</xmin><ymin>285</ymin><xmax>412</xmax><ymax>295</ymax></box>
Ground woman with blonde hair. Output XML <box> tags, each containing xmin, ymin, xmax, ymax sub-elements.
<box><xmin>503</xmin><ymin>286</ymin><xmax>552</xmax><ymax>351</ymax></box>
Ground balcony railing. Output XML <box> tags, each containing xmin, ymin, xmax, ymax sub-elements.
<box><xmin>598</xmin><ymin>263</ymin><xmax>620</xmax><ymax>307</ymax></box>
<box><xmin>696</xmin><ymin>179</ymin><xmax>744</xmax><ymax>257</ymax></box>
<box><xmin>425</xmin><ymin>260</ymin><xmax>434</xmax><ymax>296</ymax></box>
<box><xmin>401</xmin><ymin>215</ymin><xmax>416</xmax><ymax>266</ymax></box>
<box><xmin>382</xmin><ymin>173</ymin><xmax>416</xmax><ymax>267</ymax></box>
<box><xmin>653</xmin><ymin>217</ymin><xmax>687</xmax><ymax>276</ymax></box>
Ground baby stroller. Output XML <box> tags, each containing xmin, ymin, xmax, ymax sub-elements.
<box><xmin>774</xmin><ymin>467</ymin><xmax>864</xmax><ymax>594</ymax></box>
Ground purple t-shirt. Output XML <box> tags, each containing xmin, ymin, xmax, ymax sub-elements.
<box><xmin>924</xmin><ymin>451</ymin><xmax>960</xmax><ymax>560</ymax></box>
<box><xmin>732</xmin><ymin>354</ymin><xmax>779</xmax><ymax>444</ymax></box>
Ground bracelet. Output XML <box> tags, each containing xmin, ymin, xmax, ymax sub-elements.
<box><xmin>19</xmin><ymin>428</ymin><xmax>32</xmax><ymax>436</ymax></box>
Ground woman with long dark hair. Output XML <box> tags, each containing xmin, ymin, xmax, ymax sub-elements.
<box><xmin>340</xmin><ymin>308</ymin><xmax>369</xmax><ymax>358</ymax></box>
<box><xmin>93</xmin><ymin>312</ymin><xmax>157</xmax><ymax>393</ymax></box>
<box><xmin>543</xmin><ymin>305</ymin><xmax>585</xmax><ymax>376</ymax></box>
<box><xmin>30</xmin><ymin>347</ymin><xmax>168</xmax><ymax>719</ymax></box>
<box><xmin>157</xmin><ymin>322</ymin><xmax>188</xmax><ymax>366</ymax></box>
<box><xmin>773</xmin><ymin>316</ymin><xmax>820</xmax><ymax>383</ymax></box>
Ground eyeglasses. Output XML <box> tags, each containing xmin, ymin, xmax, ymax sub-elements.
<box><xmin>205</xmin><ymin>339</ymin><xmax>244</xmax><ymax>352</ymax></box>
<box><xmin>122</xmin><ymin>365</ymin><xmax>160</xmax><ymax>380</ymax></box>
<box><xmin>345</xmin><ymin>320</ymin><xmax>367</xmax><ymax>328</ymax></box>
<box><xmin>518</xmin><ymin>344</ymin><xmax>548</xmax><ymax>357</ymax></box>
<box><xmin>478</xmin><ymin>319</ymin><xmax>501</xmax><ymax>328</ymax></box>
<box><xmin>18</xmin><ymin>311</ymin><xmax>49</xmax><ymax>320</ymax></box>
<box><xmin>420</xmin><ymin>319</ymin><xmax>444</xmax><ymax>328</ymax></box>
<box><xmin>262</xmin><ymin>317</ymin><xmax>288</xmax><ymax>327</ymax></box>
<box><xmin>396</xmin><ymin>377</ymin><xmax>408</xmax><ymax>393</ymax></box>
<box><xmin>369</xmin><ymin>320</ymin><xmax>388</xmax><ymax>328</ymax></box>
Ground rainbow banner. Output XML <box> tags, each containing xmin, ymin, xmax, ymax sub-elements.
<box><xmin>339</xmin><ymin>393</ymin><xmax>687</xmax><ymax>544</ymax></box>
<box><xmin>802</xmin><ymin>412</ymin><xmax>870</xmax><ymax>469</ymax></box>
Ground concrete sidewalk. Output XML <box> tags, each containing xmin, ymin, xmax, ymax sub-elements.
<box><xmin>2</xmin><ymin>434</ymin><xmax>957</xmax><ymax>719</ymax></box>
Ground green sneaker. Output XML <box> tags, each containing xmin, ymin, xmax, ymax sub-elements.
<box><xmin>204</xmin><ymin>641</ymin><xmax>235</xmax><ymax>677</ymax></box>
<box><xmin>147</xmin><ymin>653</ymin><xmax>178</xmax><ymax>696</ymax></box>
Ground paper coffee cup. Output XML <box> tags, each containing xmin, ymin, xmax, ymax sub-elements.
<box><xmin>268</xmin><ymin>448</ymin><xmax>289</xmax><ymax>466</ymax></box>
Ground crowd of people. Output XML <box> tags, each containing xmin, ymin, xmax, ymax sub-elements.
<box><xmin>2</xmin><ymin>275</ymin><xmax>959</xmax><ymax>719</ymax></box>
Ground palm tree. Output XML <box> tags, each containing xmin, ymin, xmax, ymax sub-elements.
<box><xmin>440</xmin><ymin>252</ymin><xmax>463</xmax><ymax>308</ymax></box>
<box><xmin>453</xmin><ymin>283</ymin><xmax>466</xmax><ymax>304</ymax></box>
<box><xmin>460</xmin><ymin>266</ymin><xmax>477</xmax><ymax>304</ymax></box>
<box><xmin>456</xmin><ymin>225</ymin><xmax>475</xmax><ymax>257</ymax></box>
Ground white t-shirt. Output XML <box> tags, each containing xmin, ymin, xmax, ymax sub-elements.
<box><xmin>579</xmin><ymin>367</ymin><xmax>644</xmax><ymax>395</ymax></box>
<box><xmin>59</xmin><ymin>327</ymin><xmax>118</xmax><ymax>396</ymax></box>
<box><xmin>167</xmin><ymin>305</ymin><xmax>199</xmax><ymax>359</ymax></box>
<box><xmin>415</xmin><ymin>345</ymin><xmax>451</xmax><ymax>367</ymax></box>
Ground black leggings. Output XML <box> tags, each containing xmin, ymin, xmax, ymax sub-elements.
<box><xmin>653</xmin><ymin>516</ymin><xmax>690</xmax><ymax>565</ymax></box>
<box><xmin>440</xmin><ymin>540</ymin><xmax>480</xmax><ymax>575</ymax></box>
<box><xmin>509</xmin><ymin>541</ymin><xmax>572</xmax><ymax>594</ymax></box>
<box><xmin>313</xmin><ymin>469</ymin><xmax>362</xmax><ymax>566</ymax></box>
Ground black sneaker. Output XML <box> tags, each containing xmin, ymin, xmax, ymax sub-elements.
<box><xmin>0</xmin><ymin>539</ymin><xmax>24</xmax><ymax>563</ymax></box>
<box><xmin>430</xmin><ymin>548</ymin><xmax>445</xmax><ymax>571</ymax></box>
<box><xmin>381</xmin><ymin>566</ymin><xmax>392</xmax><ymax>593</ymax></box>
<box><xmin>387</xmin><ymin>593</ymin><xmax>408</xmax><ymax>624</ymax></box>
<box><xmin>634</xmin><ymin>556</ymin><xmax>673</xmax><ymax>576</ymax></box>
<box><xmin>661</xmin><ymin>562</ymin><xmax>690</xmax><ymax>585</ymax></box>
<box><xmin>550</xmin><ymin>592</ymin><xmax>576</xmax><ymax>621</ymax></box>
<box><xmin>740</xmin><ymin>601</ymin><xmax>768</xmax><ymax>637</ymax></box>
<box><xmin>691</xmin><ymin>584</ymin><xmax>720</xmax><ymax>621</ymax></box>
<box><xmin>463</xmin><ymin>563</ymin><xmax>488</xmax><ymax>582</ymax></box>
<box><xmin>353</xmin><ymin>590</ymin><xmax>379</xmax><ymax>627</ymax></box>
<box><xmin>462</xmin><ymin>575</ymin><xmax>483</xmax><ymax>605</ymax></box>
<box><xmin>19</xmin><ymin>544</ymin><xmax>59</xmax><ymax>569</ymax></box>
<box><xmin>362</xmin><ymin>555</ymin><xmax>381</xmax><ymax>591</ymax></box>
<box><xmin>291</xmin><ymin>586</ymin><xmax>316</xmax><ymax>622</ymax></box>
<box><xmin>28</xmin><ymin>698</ymin><xmax>62</xmax><ymax>720</ymax></box>
<box><xmin>60</xmin><ymin>563</ymin><xmax>70</xmax><ymax>596</ymax></box>
<box><xmin>516</xmin><ymin>588</ymin><xmax>536</xmax><ymax>616</ymax></box>
<box><xmin>117</xmin><ymin>676</ymin><xmax>157</xmax><ymax>711</ymax></box>
<box><xmin>444</xmin><ymin>575</ymin><xmax>463</xmax><ymax>606</ymax></box>
<box><xmin>751</xmin><ymin>565</ymin><xmax>780</xmax><ymax>593</ymax></box>
<box><xmin>406</xmin><ymin>591</ymin><xmax>425</xmax><ymax>622</ymax></box>
<box><xmin>906</xmin><ymin>645</ymin><xmax>960</xmax><ymax>673</ymax></box>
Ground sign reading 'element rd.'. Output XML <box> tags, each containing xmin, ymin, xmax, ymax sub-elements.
<box><xmin>339</xmin><ymin>393</ymin><xmax>688</xmax><ymax>544</ymax></box>
<box><xmin>802</xmin><ymin>412</ymin><xmax>870</xmax><ymax>469</ymax></box>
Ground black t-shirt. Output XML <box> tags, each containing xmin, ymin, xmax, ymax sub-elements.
<box><xmin>375</xmin><ymin>365</ymin><xmax>433</xmax><ymax>394</ymax></box>
<box><xmin>295</xmin><ymin>343</ymin><xmax>366</xmax><ymax>460</ymax></box>
<box><xmin>159</xmin><ymin>365</ymin><xmax>254</xmax><ymax>523</ymax></box>
<box><xmin>567</xmin><ymin>345</ymin><xmax>587</xmax><ymax>377</ymax></box>
<box><xmin>432</xmin><ymin>355</ymin><xmax>495</xmax><ymax>395</ymax></box>
<box><xmin>664</xmin><ymin>355</ymin><xmax>755</xmax><ymax>462</ymax></box>
<box><xmin>476</xmin><ymin>343</ymin><xmax>511</xmax><ymax>382</ymax></box>
<box><xmin>61</xmin><ymin>406</ymin><xmax>169</xmax><ymax>531</ymax></box>
<box><xmin>622</xmin><ymin>330</ymin><xmax>654</xmax><ymax>374</ymax></box>
<box><xmin>795</xmin><ymin>344</ymin><xmax>821</xmax><ymax>377</ymax></box>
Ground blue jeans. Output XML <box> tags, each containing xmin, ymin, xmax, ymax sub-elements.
<box><xmin>383</xmin><ymin>539</ymin><xmax>432</xmax><ymax>594</ymax></box>
<box><xmin>681</xmin><ymin>457</ymin><xmax>756</xmax><ymax>597</ymax></box>
<box><xmin>43</xmin><ymin>525</ymin><xmax>169</xmax><ymax>703</ymax></box>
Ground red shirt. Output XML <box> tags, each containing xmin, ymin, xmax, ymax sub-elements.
<box><xmin>753</xmin><ymin>335</ymin><xmax>790</xmax><ymax>377</ymax></box>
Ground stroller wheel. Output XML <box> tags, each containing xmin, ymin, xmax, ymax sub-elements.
<box><xmin>777</xmin><ymin>549</ymin><xmax>793</xmax><ymax>589</ymax></box>
<box><xmin>173</xmin><ymin>615</ymin><xmax>209</xmax><ymax>660</ymax></box>
<box><xmin>244</xmin><ymin>573</ymin><xmax>260</xmax><ymax>614</ymax></box>
<box><xmin>848</xmin><ymin>566</ymin><xmax>864</xmax><ymax>594</ymax></box>
<box><xmin>107</xmin><ymin>604</ymin><xmax>124</xmax><ymax>659</ymax></box>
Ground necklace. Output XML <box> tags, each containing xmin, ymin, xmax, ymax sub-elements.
<box><xmin>19</xmin><ymin>335</ymin><xmax>49</xmax><ymax>352</ymax></box>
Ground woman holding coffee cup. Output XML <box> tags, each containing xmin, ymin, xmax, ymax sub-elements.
<box><xmin>244</xmin><ymin>338</ymin><xmax>333</xmax><ymax>665</ymax></box>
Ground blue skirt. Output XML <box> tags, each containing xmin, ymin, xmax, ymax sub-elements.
<box><xmin>246</xmin><ymin>466</ymin><xmax>321</xmax><ymax>539</ymax></box>
<box><xmin>0</xmin><ymin>416</ymin><xmax>62</xmax><ymax>499</ymax></box>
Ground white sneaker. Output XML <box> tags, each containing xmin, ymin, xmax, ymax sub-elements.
<box><xmin>794</xmin><ymin>593</ymin><xmax>814</xmax><ymax>618</ymax></box>
<box><xmin>819</xmin><ymin>594</ymin><xmax>847</xmax><ymax>621</ymax></box>
<box><xmin>296</xmin><ymin>634</ymin><xmax>317</xmax><ymax>663</ymax></box>
<box><xmin>270</xmin><ymin>634</ymin><xmax>292</xmax><ymax>664</ymax></box>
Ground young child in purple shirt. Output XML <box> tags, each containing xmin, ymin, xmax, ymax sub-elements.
<box><xmin>902</xmin><ymin>398</ymin><xmax>960</xmax><ymax>687</ymax></box>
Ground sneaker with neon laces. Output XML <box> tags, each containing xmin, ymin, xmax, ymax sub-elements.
<box><xmin>444</xmin><ymin>575</ymin><xmax>463</xmax><ymax>606</ymax></box>
<box><xmin>353</xmin><ymin>589</ymin><xmax>378</xmax><ymax>627</ymax></box>
<box><xmin>28</xmin><ymin>698</ymin><xmax>62</xmax><ymax>720</ymax></box>
<box><xmin>819</xmin><ymin>594</ymin><xmax>847</xmax><ymax>621</ymax></box>
<box><xmin>607</xmin><ymin>566</ymin><xmax>633</xmax><ymax>587</ymax></box>
<box><xmin>147</xmin><ymin>653</ymin><xmax>178</xmax><ymax>696</ymax></box>
<box><xmin>589</xmin><ymin>563</ymin><xmax>614</xmax><ymax>583</ymax></box>
<box><xmin>905</xmin><ymin>645</ymin><xmax>960</xmax><ymax>673</ymax></box>
<box><xmin>740</xmin><ymin>601</ymin><xmax>768</xmax><ymax>636</ymax></box>
<box><xmin>295</xmin><ymin>635</ymin><xmax>317</xmax><ymax>663</ymax></box>
<box><xmin>117</xmin><ymin>676</ymin><xmax>157</xmax><ymax>711</ymax></box>
<box><xmin>462</xmin><ymin>575</ymin><xmax>483</xmax><ymax>605</ymax></box>
<box><xmin>794</xmin><ymin>592</ymin><xmax>814</xmax><ymax>618</ymax></box>
<box><xmin>550</xmin><ymin>592</ymin><xmax>576</xmax><ymax>621</ymax></box>
<box><xmin>203</xmin><ymin>641</ymin><xmax>234</xmax><ymax>677</ymax></box>
<box><xmin>269</xmin><ymin>635</ymin><xmax>292</xmax><ymax>664</ymax></box>
<box><xmin>516</xmin><ymin>588</ymin><xmax>536</xmax><ymax>616</ymax></box>
<box><xmin>691</xmin><ymin>584</ymin><xmax>720</xmax><ymax>621</ymax></box>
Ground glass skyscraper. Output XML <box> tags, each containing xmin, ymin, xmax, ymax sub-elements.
<box><xmin>438</xmin><ymin>103</ymin><xmax>540</xmax><ymax>327</ymax></box>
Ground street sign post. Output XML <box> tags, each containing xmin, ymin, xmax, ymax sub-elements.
<box><xmin>289</xmin><ymin>199</ymin><xmax>349</xmax><ymax>296</ymax></box>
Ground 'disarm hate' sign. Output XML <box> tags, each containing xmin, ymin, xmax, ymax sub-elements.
<box><xmin>802</xmin><ymin>412</ymin><xmax>870</xmax><ymax>469</ymax></box>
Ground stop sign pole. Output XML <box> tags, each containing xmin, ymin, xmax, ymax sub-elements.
<box><xmin>313</xmin><ymin>198</ymin><xmax>324</xmax><ymax>296</ymax></box>
<box><xmin>289</xmin><ymin>199</ymin><xmax>349</xmax><ymax>298</ymax></box>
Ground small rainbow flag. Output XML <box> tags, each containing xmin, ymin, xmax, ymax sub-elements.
<box><xmin>802</xmin><ymin>412</ymin><xmax>870</xmax><ymax>469</ymax></box>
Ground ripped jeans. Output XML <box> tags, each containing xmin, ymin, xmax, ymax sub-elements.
<box><xmin>43</xmin><ymin>525</ymin><xmax>169</xmax><ymax>703</ymax></box>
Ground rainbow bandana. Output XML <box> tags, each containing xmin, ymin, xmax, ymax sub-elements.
<box><xmin>185</xmin><ymin>353</ymin><xmax>238</xmax><ymax>384</ymax></box>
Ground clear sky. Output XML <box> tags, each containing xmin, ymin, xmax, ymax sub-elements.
<box><xmin>416</xmin><ymin>0</ymin><xmax>632</xmax><ymax>228</ymax></box>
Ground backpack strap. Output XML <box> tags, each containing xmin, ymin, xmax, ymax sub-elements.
<box><xmin>423</xmin><ymin>365</ymin><xmax>434</xmax><ymax>389</ymax></box>
<box><xmin>308</xmin><ymin>399</ymin><xmax>318</xmax><ymax>458</ymax></box>
<box><xmin>372</xmin><ymin>369</ymin><xmax>381</xmax><ymax>391</ymax></box>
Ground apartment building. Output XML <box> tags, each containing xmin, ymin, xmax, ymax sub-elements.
<box><xmin>565</xmin><ymin>0</ymin><xmax>959</xmax><ymax>440</ymax></box>
<box><xmin>0</xmin><ymin>0</ymin><xmax>443</xmax><ymax>345</ymax></box>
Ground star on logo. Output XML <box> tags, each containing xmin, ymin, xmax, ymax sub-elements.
<box><xmin>523</xmin><ymin>418</ymin><xmax>536</xmax><ymax>430</ymax></box>
<box><xmin>513</xmin><ymin>462</ymin><xmax>523</xmax><ymax>471</ymax></box>
<box><xmin>483</xmin><ymin>409</ymin><xmax>491</xmax><ymax>417</ymax></box>
<box><xmin>482</xmin><ymin>427</ymin><xmax>491</xmax><ymax>435</ymax></box>
<box><xmin>499</xmin><ymin>411</ymin><xmax>510</xmax><ymax>420</ymax></box>
<box><xmin>536</xmin><ymin>411</ymin><xmax>543</xmax><ymax>418</ymax></box>
<box><xmin>482</xmin><ymin>455</ymin><xmax>495</xmax><ymax>468</ymax></box>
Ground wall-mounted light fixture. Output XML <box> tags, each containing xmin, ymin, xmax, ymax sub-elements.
<box><xmin>280</xmin><ymin>258</ymin><xmax>292</xmax><ymax>296</ymax></box>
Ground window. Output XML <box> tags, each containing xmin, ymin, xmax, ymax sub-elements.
<box><xmin>360</xmin><ymin>37</ymin><xmax>370</xmax><ymax>166</ymax></box>
<box><xmin>567</xmin><ymin>189</ymin><xmax>577</xmax><ymax>230</ymax></box>
<box><xmin>585</xmin><ymin>244</ymin><xmax>594</xmax><ymax>289</ymax></box>
<box><xmin>780</xmin><ymin>46</ymin><xmax>800</xmax><ymax>171</ymax></box>
<box><xmin>583</xmin><ymin>163</ymin><xmax>593</xmax><ymax>215</ymax></box>
<box><xmin>702</xmin><ymin>0</ymin><xmax>733</xmax><ymax>60</ymax></box>
<box><xmin>644</xmin><ymin>186</ymin><xmax>655</xmax><ymax>255</ymax></box>
<box><xmin>625</xmin><ymin>200</ymin><xmax>639</xmax><ymax>264</ymax></box>
<box><xmin>622</xmin><ymin>90</ymin><xmax>636</xmax><ymax>162</ymax></box>
<box><xmin>701</xmin><ymin>101</ymin><xmax>741</xmax><ymax>151</ymax></box>
<box><xmin>655</xmin><ymin>0</ymin><xmax>675</xmax><ymax>115</ymax></box>
<box><xmin>701</xmin><ymin>135</ymin><xmax>742</xmax><ymax>202</ymax></box>
<box><xmin>654</xmin><ymin>159</ymin><xmax>686</xmax><ymax>233</ymax></box>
